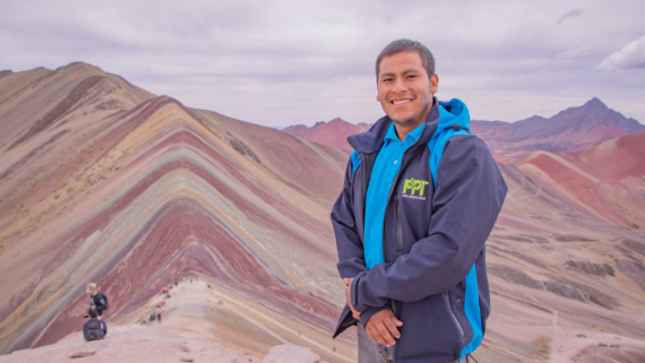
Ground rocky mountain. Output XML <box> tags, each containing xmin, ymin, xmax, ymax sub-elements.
<box><xmin>471</xmin><ymin>98</ymin><xmax>645</xmax><ymax>159</ymax></box>
<box><xmin>1</xmin><ymin>63</ymin><xmax>645</xmax><ymax>363</ymax></box>
<box><xmin>482</xmin><ymin>130</ymin><xmax>645</xmax><ymax>361</ymax></box>
<box><xmin>284</xmin><ymin>99</ymin><xmax>644</xmax><ymax>161</ymax></box>
<box><xmin>282</xmin><ymin>118</ymin><xmax>369</xmax><ymax>152</ymax></box>
<box><xmin>0</xmin><ymin>63</ymin><xmax>352</xmax><ymax>362</ymax></box>
<box><xmin>511</xmin><ymin>130</ymin><xmax>645</xmax><ymax>230</ymax></box>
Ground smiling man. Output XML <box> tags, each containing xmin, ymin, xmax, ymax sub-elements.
<box><xmin>331</xmin><ymin>39</ymin><xmax>507</xmax><ymax>362</ymax></box>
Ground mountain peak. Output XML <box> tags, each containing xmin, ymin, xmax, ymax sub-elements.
<box><xmin>281</xmin><ymin>117</ymin><xmax>363</xmax><ymax>151</ymax></box>
<box><xmin>328</xmin><ymin>117</ymin><xmax>347</xmax><ymax>124</ymax></box>
<box><xmin>582</xmin><ymin>97</ymin><xmax>608</xmax><ymax>111</ymax></box>
<box><xmin>470</xmin><ymin>97</ymin><xmax>644</xmax><ymax>158</ymax></box>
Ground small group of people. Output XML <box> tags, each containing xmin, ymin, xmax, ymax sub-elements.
<box><xmin>82</xmin><ymin>283</ymin><xmax>108</xmax><ymax>342</ymax></box>
<box><xmin>147</xmin><ymin>309</ymin><xmax>162</xmax><ymax>324</ymax></box>
<box><xmin>159</xmin><ymin>285</ymin><xmax>172</xmax><ymax>295</ymax></box>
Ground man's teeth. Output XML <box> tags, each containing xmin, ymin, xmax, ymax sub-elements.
<box><xmin>393</xmin><ymin>100</ymin><xmax>410</xmax><ymax>105</ymax></box>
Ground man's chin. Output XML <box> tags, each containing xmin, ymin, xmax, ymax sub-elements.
<box><xmin>390</xmin><ymin>116</ymin><xmax>419</xmax><ymax>127</ymax></box>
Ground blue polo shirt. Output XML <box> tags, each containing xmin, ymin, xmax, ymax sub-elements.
<box><xmin>364</xmin><ymin>121</ymin><xmax>425</xmax><ymax>269</ymax></box>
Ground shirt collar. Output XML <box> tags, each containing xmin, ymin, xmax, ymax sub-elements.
<box><xmin>384</xmin><ymin>121</ymin><xmax>426</xmax><ymax>144</ymax></box>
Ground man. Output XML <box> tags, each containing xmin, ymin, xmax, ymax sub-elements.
<box><xmin>82</xmin><ymin>307</ymin><xmax>107</xmax><ymax>341</ymax></box>
<box><xmin>331</xmin><ymin>39</ymin><xmax>507</xmax><ymax>362</ymax></box>
<box><xmin>86</xmin><ymin>283</ymin><xmax>109</xmax><ymax>319</ymax></box>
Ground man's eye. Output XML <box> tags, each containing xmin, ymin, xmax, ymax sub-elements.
<box><xmin>407</xmin><ymin>75</ymin><xmax>417</xmax><ymax>79</ymax></box>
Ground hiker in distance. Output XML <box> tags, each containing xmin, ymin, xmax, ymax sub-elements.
<box><xmin>331</xmin><ymin>39</ymin><xmax>507</xmax><ymax>362</ymax></box>
<box><xmin>86</xmin><ymin>283</ymin><xmax>108</xmax><ymax>319</ymax></box>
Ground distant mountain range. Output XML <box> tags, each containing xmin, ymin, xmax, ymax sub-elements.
<box><xmin>283</xmin><ymin>98</ymin><xmax>644</xmax><ymax>159</ymax></box>
<box><xmin>471</xmin><ymin>97</ymin><xmax>645</xmax><ymax>159</ymax></box>
<box><xmin>283</xmin><ymin>118</ymin><xmax>370</xmax><ymax>151</ymax></box>
<box><xmin>281</xmin><ymin>97</ymin><xmax>645</xmax><ymax>231</ymax></box>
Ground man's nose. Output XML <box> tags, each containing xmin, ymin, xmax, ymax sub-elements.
<box><xmin>392</xmin><ymin>77</ymin><xmax>407</xmax><ymax>93</ymax></box>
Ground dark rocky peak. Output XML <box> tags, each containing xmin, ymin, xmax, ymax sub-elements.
<box><xmin>550</xmin><ymin>98</ymin><xmax>608</xmax><ymax>120</ymax></box>
<box><xmin>574</xmin><ymin>98</ymin><xmax>644</xmax><ymax>132</ymax></box>
<box><xmin>582</xmin><ymin>97</ymin><xmax>608</xmax><ymax>111</ymax></box>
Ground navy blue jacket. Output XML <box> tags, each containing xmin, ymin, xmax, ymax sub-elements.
<box><xmin>331</xmin><ymin>99</ymin><xmax>507</xmax><ymax>362</ymax></box>
<box><xmin>90</xmin><ymin>292</ymin><xmax>108</xmax><ymax>314</ymax></box>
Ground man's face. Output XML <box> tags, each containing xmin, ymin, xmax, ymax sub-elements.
<box><xmin>376</xmin><ymin>51</ymin><xmax>438</xmax><ymax>127</ymax></box>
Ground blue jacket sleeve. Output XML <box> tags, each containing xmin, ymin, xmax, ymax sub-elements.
<box><xmin>331</xmin><ymin>157</ymin><xmax>368</xmax><ymax>279</ymax></box>
<box><xmin>351</xmin><ymin>136</ymin><xmax>507</xmax><ymax>311</ymax></box>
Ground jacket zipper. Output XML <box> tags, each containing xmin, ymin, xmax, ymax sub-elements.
<box><xmin>350</xmin><ymin>121</ymin><xmax>433</xmax><ymax>263</ymax></box>
<box><xmin>394</xmin><ymin>194</ymin><xmax>403</xmax><ymax>252</ymax></box>
<box><xmin>444</xmin><ymin>291</ymin><xmax>465</xmax><ymax>337</ymax></box>
<box><xmin>382</xmin><ymin>151</ymin><xmax>409</xmax><ymax>262</ymax></box>
<box><xmin>381</xmin><ymin>121</ymin><xmax>437</xmax><ymax>260</ymax></box>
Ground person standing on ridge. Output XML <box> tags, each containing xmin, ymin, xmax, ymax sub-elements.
<box><xmin>331</xmin><ymin>39</ymin><xmax>507</xmax><ymax>362</ymax></box>
<box><xmin>86</xmin><ymin>283</ymin><xmax>108</xmax><ymax>319</ymax></box>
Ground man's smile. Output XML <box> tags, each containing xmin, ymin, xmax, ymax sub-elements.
<box><xmin>392</xmin><ymin>99</ymin><xmax>412</xmax><ymax>105</ymax></box>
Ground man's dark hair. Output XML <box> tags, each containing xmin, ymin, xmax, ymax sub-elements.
<box><xmin>375</xmin><ymin>39</ymin><xmax>435</xmax><ymax>80</ymax></box>
<box><xmin>89</xmin><ymin>308</ymin><xmax>98</xmax><ymax>318</ymax></box>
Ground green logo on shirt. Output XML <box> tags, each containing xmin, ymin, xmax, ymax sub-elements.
<box><xmin>402</xmin><ymin>178</ymin><xmax>430</xmax><ymax>197</ymax></box>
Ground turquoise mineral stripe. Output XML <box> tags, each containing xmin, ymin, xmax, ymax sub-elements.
<box><xmin>458</xmin><ymin>264</ymin><xmax>483</xmax><ymax>360</ymax></box>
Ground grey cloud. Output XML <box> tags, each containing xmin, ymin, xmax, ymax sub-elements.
<box><xmin>556</xmin><ymin>46</ymin><xmax>593</xmax><ymax>59</ymax></box>
<box><xmin>598</xmin><ymin>35</ymin><xmax>645</xmax><ymax>70</ymax></box>
<box><xmin>1</xmin><ymin>0</ymin><xmax>645</xmax><ymax>126</ymax></box>
<box><xmin>558</xmin><ymin>8</ymin><xmax>583</xmax><ymax>24</ymax></box>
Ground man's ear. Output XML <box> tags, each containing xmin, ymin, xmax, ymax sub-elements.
<box><xmin>376</xmin><ymin>94</ymin><xmax>381</xmax><ymax>103</ymax></box>
<box><xmin>431</xmin><ymin>74</ymin><xmax>439</xmax><ymax>94</ymax></box>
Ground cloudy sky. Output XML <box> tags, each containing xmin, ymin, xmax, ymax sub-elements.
<box><xmin>2</xmin><ymin>0</ymin><xmax>645</xmax><ymax>127</ymax></box>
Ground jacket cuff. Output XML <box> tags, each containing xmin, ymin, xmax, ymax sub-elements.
<box><xmin>360</xmin><ymin>305</ymin><xmax>391</xmax><ymax>329</ymax></box>
<box><xmin>351</xmin><ymin>272</ymin><xmax>370</xmax><ymax>312</ymax></box>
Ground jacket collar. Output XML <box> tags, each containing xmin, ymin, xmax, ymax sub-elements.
<box><xmin>347</xmin><ymin>97</ymin><xmax>441</xmax><ymax>154</ymax></box>
<box><xmin>383</xmin><ymin>120</ymin><xmax>425</xmax><ymax>145</ymax></box>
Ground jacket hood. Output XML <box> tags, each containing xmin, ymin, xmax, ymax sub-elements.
<box><xmin>437</xmin><ymin>98</ymin><xmax>470</xmax><ymax>133</ymax></box>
